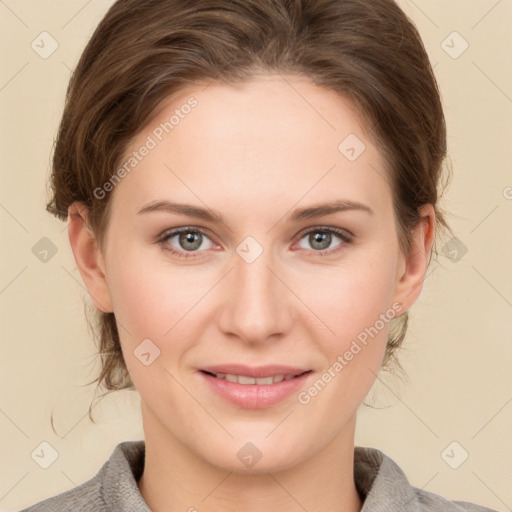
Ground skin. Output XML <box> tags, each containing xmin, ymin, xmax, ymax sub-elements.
<box><xmin>68</xmin><ymin>74</ymin><xmax>434</xmax><ymax>512</ymax></box>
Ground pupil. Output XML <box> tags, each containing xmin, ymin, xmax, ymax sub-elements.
<box><xmin>180</xmin><ymin>232</ymin><xmax>201</xmax><ymax>250</ymax></box>
<box><xmin>312</xmin><ymin>232</ymin><xmax>330</xmax><ymax>250</ymax></box>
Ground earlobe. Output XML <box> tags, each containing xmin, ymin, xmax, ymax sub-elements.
<box><xmin>392</xmin><ymin>204</ymin><xmax>436</xmax><ymax>313</ymax></box>
<box><xmin>67</xmin><ymin>202</ymin><xmax>113</xmax><ymax>313</ymax></box>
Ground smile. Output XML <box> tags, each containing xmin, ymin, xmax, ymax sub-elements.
<box><xmin>203</xmin><ymin>371</ymin><xmax>306</xmax><ymax>385</ymax></box>
<box><xmin>198</xmin><ymin>367</ymin><xmax>313</xmax><ymax>409</ymax></box>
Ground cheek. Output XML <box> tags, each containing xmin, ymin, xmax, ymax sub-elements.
<box><xmin>304</xmin><ymin>251</ymin><xmax>398</xmax><ymax>343</ymax></box>
<box><xmin>106</xmin><ymin>247</ymin><xmax>201</xmax><ymax>337</ymax></box>
<box><xmin>305</xmin><ymin>249</ymin><xmax>398</xmax><ymax>387</ymax></box>
<box><xmin>298</xmin><ymin>275</ymin><xmax>396</xmax><ymax>417</ymax></box>
<box><xmin>105</xmin><ymin>252</ymin><xmax>201</xmax><ymax>394</ymax></box>
<box><xmin>104</xmin><ymin>245</ymin><xmax>227</xmax><ymax>383</ymax></box>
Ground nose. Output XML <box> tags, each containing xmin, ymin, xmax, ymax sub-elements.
<box><xmin>216</xmin><ymin>244</ymin><xmax>294</xmax><ymax>344</ymax></box>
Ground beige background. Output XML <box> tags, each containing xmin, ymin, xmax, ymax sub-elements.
<box><xmin>1</xmin><ymin>0</ymin><xmax>511</xmax><ymax>510</ymax></box>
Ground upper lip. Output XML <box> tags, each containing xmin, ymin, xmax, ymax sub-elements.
<box><xmin>200</xmin><ymin>364</ymin><xmax>311</xmax><ymax>378</ymax></box>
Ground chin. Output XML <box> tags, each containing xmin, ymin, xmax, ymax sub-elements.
<box><xmin>198</xmin><ymin>435</ymin><xmax>307</xmax><ymax>475</ymax></box>
<box><xmin>220</xmin><ymin>452</ymin><xmax>301</xmax><ymax>475</ymax></box>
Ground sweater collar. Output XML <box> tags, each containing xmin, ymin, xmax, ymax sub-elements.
<box><xmin>101</xmin><ymin>440</ymin><xmax>420</xmax><ymax>511</ymax></box>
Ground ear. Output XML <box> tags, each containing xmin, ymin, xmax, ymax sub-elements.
<box><xmin>67</xmin><ymin>202</ymin><xmax>113</xmax><ymax>313</ymax></box>
<box><xmin>392</xmin><ymin>204</ymin><xmax>435</xmax><ymax>313</ymax></box>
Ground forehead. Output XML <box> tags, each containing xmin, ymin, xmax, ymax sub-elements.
<box><xmin>110</xmin><ymin>74</ymin><xmax>391</xmax><ymax>218</ymax></box>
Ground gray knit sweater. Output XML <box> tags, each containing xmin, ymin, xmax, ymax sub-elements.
<box><xmin>19</xmin><ymin>440</ymin><xmax>498</xmax><ymax>511</ymax></box>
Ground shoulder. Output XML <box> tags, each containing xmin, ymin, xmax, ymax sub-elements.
<box><xmin>415</xmin><ymin>491</ymin><xmax>498</xmax><ymax>512</ymax></box>
<box><xmin>19</xmin><ymin>440</ymin><xmax>147</xmax><ymax>512</ymax></box>
<box><xmin>18</xmin><ymin>470</ymin><xmax>105</xmax><ymax>512</ymax></box>
<box><xmin>354</xmin><ymin>446</ymin><xmax>498</xmax><ymax>512</ymax></box>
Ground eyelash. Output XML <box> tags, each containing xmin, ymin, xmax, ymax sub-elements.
<box><xmin>156</xmin><ymin>226</ymin><xmax>353</xmax><ymax>259</ymax></box>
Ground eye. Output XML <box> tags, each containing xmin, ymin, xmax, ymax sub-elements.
<box><xmin>158</xmin><ymin>227</ymin><xmax>215</xmax><ymax>258</ymax></box>
<box><xmin>157</xmin><ymin>225</ymin><xmax>353</xmax><ymax>259</ymax></box>
<box><xmin>294</xmin><ymin>227</ymin><xmax>352</xmax><ymax>256</ymax></box>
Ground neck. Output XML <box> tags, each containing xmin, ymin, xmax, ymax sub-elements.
<box><xmin>137</xmin><ymin>406</ymin><xmax>363</xmax><ymax>512</ymax></box>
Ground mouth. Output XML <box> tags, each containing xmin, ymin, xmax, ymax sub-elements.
<box><xmin>199</xmin><ymin>369</ymin><xmax>312</xmax><ymax>385</ymax></box>
<box><xmin>198</xmin><ymin>365</ymin><xmax>314</xmax><ymax>409</ymax></box>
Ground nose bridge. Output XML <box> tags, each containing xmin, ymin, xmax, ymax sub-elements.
<box><xmin>218</xmin><ymin>238</ymin><xmax>291</xmax><ymax>342</ymax></box>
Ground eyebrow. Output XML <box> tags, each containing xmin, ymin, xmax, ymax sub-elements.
<box><xmin>137</xmin><ymin>199</ymin><xmax>374</xmax><ymax>225</ymax></box>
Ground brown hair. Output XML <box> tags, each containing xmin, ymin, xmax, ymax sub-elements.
<box><xmin>47</xmin><ymin>0</ymin><xmax>452</xmax><ymax>414</ymax></box>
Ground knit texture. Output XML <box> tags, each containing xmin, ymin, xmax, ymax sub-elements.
<box><xmin>20</xmin><ymin>440</ymin><xmax>498</xmax><ymax>511</ymax></box>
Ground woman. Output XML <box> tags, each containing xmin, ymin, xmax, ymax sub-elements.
<box><xmin>21</xmin><ymin>0</ymin><xmax>499</xmax><ymax>510</ymax></box>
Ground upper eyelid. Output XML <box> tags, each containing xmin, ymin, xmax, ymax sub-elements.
<box><xmin>299</xmin><ymin>225</ymin><xmax>353</xmax><ymax>239</ymax></box>
<box><xmin>158</xmin><ymin>225</ymin><xmax>213</xmax><ymax>242</ymax></box>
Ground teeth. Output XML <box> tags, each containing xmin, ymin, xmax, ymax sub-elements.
<box><xmin>238</xmin><ymin>375</ymin><xmax>256</xmax><ymax>384</ymax></box>
<box><xmin>213</xmin><ymin>373</ymin><xmax>297</xmax><ymax>385</ymax></box>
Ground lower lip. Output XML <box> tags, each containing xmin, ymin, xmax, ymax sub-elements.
<box><xmin>199</xmin><ymin>371</ymin><xmax>312</xmax><ymax>409</ymax></box>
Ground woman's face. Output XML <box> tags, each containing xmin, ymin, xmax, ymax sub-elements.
<box><xmin>88</xmin><ymin>74</ymin><xmax>429</xmax><ymax>472</ymax></box>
